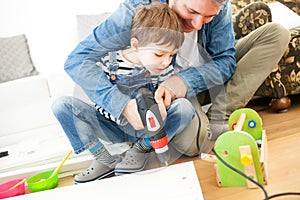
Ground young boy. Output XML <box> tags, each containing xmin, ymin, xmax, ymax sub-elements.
<box><xmin>52</xmin><ymin>2</ymin><xmax>195</xmax><ymax>183</ymax></box>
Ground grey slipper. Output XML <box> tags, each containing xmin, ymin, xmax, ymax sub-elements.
<box><xmin>114</xmin><ymin>148</ymin><xmax>154</xmax><ymax>175</ymax></box>
<box><xmin>74</xmin><ymin>157</ymin><xmax>121</xmax><ymax>184</ymax></box>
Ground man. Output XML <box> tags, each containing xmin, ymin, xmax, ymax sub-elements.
<box><xmin>53</xmin><ymin>0</ymin><xmax>290</xmax><ymax>181</ymax></box>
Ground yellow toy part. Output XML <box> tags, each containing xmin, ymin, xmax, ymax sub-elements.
<box><xmin>240</xmin><ymin>152</ymin><xmax>253</xmax><ymax>166</ymax></box>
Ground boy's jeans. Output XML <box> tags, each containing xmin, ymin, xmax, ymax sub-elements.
<box><xmin>51</xmin><ymin>96</ymin><xmax>195</xmax><ymax>155</ymax></box>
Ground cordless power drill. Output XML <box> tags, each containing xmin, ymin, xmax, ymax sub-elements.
<box><xmin>136</xmin><ymin>88</ymin><xmax>170</xmax><ymax>166</ymax></box>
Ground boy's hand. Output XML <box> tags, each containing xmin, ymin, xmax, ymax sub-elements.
<box><xmin>122</xmin><ymin>98</ymin><xmax>167</xmax><ymax>131</ymax></box>
<box><xmin>122</xmin><ymin>99</ymin><xmax>144</xmax><ymax>130</ymax></box>
<box><xmin>157</xmin><ymin>101</ymin><xmax>167</xmax><ymax>122</ymax></box>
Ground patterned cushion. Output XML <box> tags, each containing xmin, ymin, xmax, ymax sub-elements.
<box><xmin>255</xmin><ymin>27</ymin><xmax>300</xmax><ymax>98</ymax></box>
<box><xmin>0</xmin><ymin>34</ymin><xmax>38</xmax><ymax>83</ymax></box>
<box><xmin>233</xmin><ymin>1</ymin><xmax>272</xmax><ymax>39</ymax></box>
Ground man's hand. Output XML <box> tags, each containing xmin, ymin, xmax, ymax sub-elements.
<box><xmin>159</xmin><ymin>75</ymin><xmax>187</xmax><ymax>103</ymax></box>
<box><xmin>155</xmin><ymin>85</ymin><xmax>175</xmax><ymax>108</ymax></box>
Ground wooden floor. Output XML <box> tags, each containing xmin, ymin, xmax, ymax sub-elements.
<box><xmin>195</xmin><ymin>94</ymin><xmax>300</xmax><ymax>200</ymax></box>
<box><xmin>246</xmin><ymin>94</ymin><xmax>300</xmax><ymax>141</ymax></box>
<box><xmin>38</xmin><ymin>94</ymin><xmax>300</xmax><ymax>198</ymax></box>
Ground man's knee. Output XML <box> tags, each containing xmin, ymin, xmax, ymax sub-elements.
<box><xmin>171</xmin><ymin>113</ymin><xmax>200</xmax><ymax>156</ymax></box>
<box><xmin>171</xmin><ymin>100</ymin><xmax>210</xmax><ymax>157</ymax></box>
<box><xmin>265</xmin><ymin>22</ymin><xmax>291</xmax><ymax>48</ymax></box>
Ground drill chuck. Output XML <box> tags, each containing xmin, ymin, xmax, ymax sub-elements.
<box><xmin>150</xmin><ymin>134</ymin><xmax>170</xmax><ymax>166</ymax></box>
<box><xmin>156</xmin><ymin>150</ymin><xmax>170</xmax><ymax>166</ymax></box>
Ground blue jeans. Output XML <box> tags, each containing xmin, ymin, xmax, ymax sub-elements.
<box><xmin>51</xmin><ymin>96</ymin><xmax>195</xmax><ymax>154</ymax></box>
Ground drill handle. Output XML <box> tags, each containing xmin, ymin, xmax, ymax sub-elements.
<box><xmin>136</xmin><ymin>88</ymin><xmax>164</xmax><ymax>136</ymax></box>
<box><xmin>136</xmin><ymin>88</ymin><xmax>170</xmax><ymax>164</ymax></box>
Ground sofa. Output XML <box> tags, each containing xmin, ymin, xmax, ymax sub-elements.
<box><xmin>0</xmin><ymin>34</ymin><xmax>95</xmax><ymax>183</ymax></box>
<box><xmin>0</xmin><ymin>72</ymin><xmax>95</xmax><ymax>182</ymax></box>
<box><xmin>0</xmin><ymin>13</ymin><xmax>125</xmax><ymax>183</ymax></box>
<box><xmin>231</xmin><ymin>0</ymin><xmax>300</xmax><ymax>112</ymax></box>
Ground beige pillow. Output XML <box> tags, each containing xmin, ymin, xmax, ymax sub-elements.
<box><xmin>268</xmin><ymin>2</ymin><xmax>300</xmax><ymax>29</ymax></box>
<box><xmin>0</xmin><ymin>34</ymin><xmax>39</xmax><ymax>83</ymax></box>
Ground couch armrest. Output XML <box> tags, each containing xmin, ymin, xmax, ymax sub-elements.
<box><xmin>233</xmin><ymin>1</ymin><xmax>272</xmax><ymax>39</ymax></box>
<box><xmin>0</xmin><ymin>75</ymin><xmax>49</xmax><ymax>108</ymax></box>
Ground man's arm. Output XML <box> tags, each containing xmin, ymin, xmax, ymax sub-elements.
<box><xmin>63</xmin><ymin>0</ymin><xmax>145</xmax><ymax>119</ymax></box>
<box><xmin>163</xmin><ymin>1</ymin><xmax>236</xmax><ymax>99</ymax></box>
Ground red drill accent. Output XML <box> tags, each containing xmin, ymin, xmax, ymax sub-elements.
<box><xmin>150</xmin><ymin>136</ymin><xmax>168</xmax><ymax>149</ymax></box>
<box><xmin>148</xmin><ymin>117</ymin><xmax>156</xmax><ymax>128</ymax></box>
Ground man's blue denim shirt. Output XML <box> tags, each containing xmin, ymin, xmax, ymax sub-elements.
<box><xmin>64</xmin><ymin>0</ymin><xmax>236</xmax><ymax>120</ymax></box>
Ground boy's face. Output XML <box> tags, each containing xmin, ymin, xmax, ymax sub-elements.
<box><xmin>170</xmin><ymin>0</ymin><xmax>221</xmax><ymax>32</ymax></box>
<box><xmin>137</xmin><ymin>43</ymin><xmax>178</xmax><ymax>75</ymax></box>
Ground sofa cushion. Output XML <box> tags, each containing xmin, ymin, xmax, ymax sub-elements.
<box><xmin>0</xmin><ymin>34</ymin><xmax>39</xmax><ymax>83</ymax></box>
<box><xmin>0</xmin><ymin>75</ymin><xmax>57</xmax><ymax>136</ymax></box>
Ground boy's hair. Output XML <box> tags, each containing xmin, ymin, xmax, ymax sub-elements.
<box><xmin>131</xmin><ymin>2</ymin><xmax>184</xmax><ymax>49</ymax></box>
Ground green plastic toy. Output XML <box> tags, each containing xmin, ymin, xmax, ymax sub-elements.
<box><xmin>214</xmin><ymin>108</ymin><xmax>267</xmax><ymax>187</ymax></box>
<box><xmin>228</xmin><ymin>108</ymin><xmax>263</xmax><ymax>140</ymax></box>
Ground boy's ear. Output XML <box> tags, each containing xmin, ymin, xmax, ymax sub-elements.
<box><xmin>130</xmin><ymin>38</ymin><xmax>139</xmax><ymax>50</ymax></box>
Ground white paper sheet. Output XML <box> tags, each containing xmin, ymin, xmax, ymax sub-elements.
<box><xmin>11</xmin><ymin>161</ymin><xmax>204</xmax><ymax>200</ymax></box>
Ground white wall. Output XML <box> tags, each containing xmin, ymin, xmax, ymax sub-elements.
<box><xmin>0</xmin><ymin>0</ymin><xmax>122</xmax><ymax>74</ymax></box>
